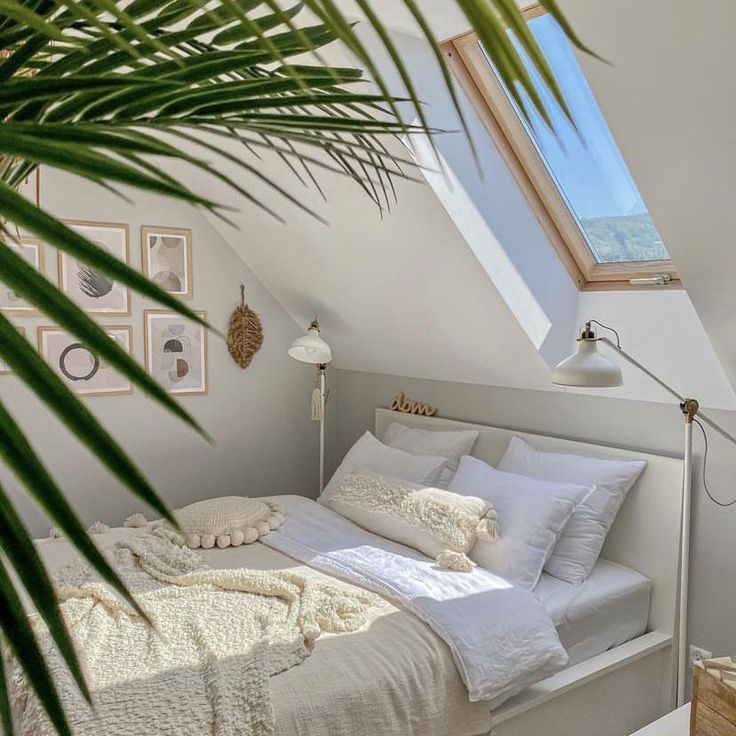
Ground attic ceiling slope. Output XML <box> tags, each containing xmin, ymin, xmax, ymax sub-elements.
<box><xmin>557</xmin><ymin>0</ymin><xmax>736</xmax><ymax>393</ymax></box>
<box><xmin>194</xmin><ymin>136</ymin><xmax>554</xmax><ymax>390</ymax></box>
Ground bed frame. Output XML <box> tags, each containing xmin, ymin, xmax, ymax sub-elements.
<box><xmin>374</xmin><ymin>408</ymin><xmax>684</xmax><ymax>736</ymax></box>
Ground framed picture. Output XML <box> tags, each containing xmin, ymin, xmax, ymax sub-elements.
<box><xmin>144</xmin><ymin>310</ymin><xmax>207</xmax><ymax>395</ymax></box>
<box><xmin>59</xmin><ymin>221</ymin><xmax>130</xmax><ymax>315</ymax></box>
<box><xmin>0</xmin><ymin>326</ymin><xmax>26</xmax><ymax>374</ymax></box>
<box><xmin>141</xmin><ymin>226</ymin><xmax>193</xmax><ymax>299</ymax></box>
<box><xmin>0</xmin><ymin>238</ymin><xmax>45</xmax><ymax>315</ymax></box>
<box><xmin>38</xmin><ymin>325</ymin><xmax>133</xmax><ymax>396</ymax></box>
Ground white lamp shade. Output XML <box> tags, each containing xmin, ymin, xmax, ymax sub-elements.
<box><xmin>552</xmin><ymin>339</ymin><xmax>623</xmax><ymax>388</ymax></box>
<box><xmin>288</xmin><ymin>326</ymin><xmax>332</xmax><ymax>365</ymax></box>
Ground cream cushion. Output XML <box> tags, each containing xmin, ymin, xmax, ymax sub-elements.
<box><xmin>326</xmin><ymin>471</ymin><xmax>498</xmax><ymax>571</ymax></box>
<box><xmin>320</xmin><ymin>431</ymin><xmax>447</xmax><ymax>505</ymax></box>
<box><xmin>161</xmin><ymin>496</ymin><xmax>284</xmax><ymax>550</ymax></box>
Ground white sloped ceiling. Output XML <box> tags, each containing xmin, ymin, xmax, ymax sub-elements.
<box><xmin>191</xmin><ymin>0</ymin><xmax>736</xmax><ymax>409</ymax></box>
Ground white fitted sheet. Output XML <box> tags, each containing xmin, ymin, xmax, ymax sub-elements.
<box><xmin>534</xmin><ymin>558</ymin><xmax>652</xmax><ymax>665</ymax></box>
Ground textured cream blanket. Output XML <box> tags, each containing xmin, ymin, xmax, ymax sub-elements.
<box><xmin>12</xmin><ymin>533</ymin><xmax>382</xmax><ymax>736</ymax></box>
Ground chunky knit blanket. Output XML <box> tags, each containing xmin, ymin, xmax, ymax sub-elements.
<box><xmin>11</xmin><ymin>533</ymin><xmax>382</xmax><ymax>736</ymax></box>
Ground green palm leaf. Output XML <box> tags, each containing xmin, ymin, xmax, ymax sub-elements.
<box><xmin>0</xmin><ymin>554</ymin><xmax>71</xmax><ymax>736</ymax></box>
<box><xmin>0</xmin><ymin>481</ymin><xmax>91</xmax><ymax>704</ymax></box>
<box><xmin>0</xmin><ymin>640</ymin><xmax>13</xmax><ymax>736</ymax></box>
<box><xmin>0</xmin><ymin>314</ymin><xmax>176</xmax><ymax>524</ymax></box>
<box><xmin>0</xmin><ymin>401</ymin><xmax>153</xmax><ymax>623</ymax></box>
<box><xmin>0</xmin><ymin>0</ymin><xmax>593</xmax><ymax>731</ymax></box>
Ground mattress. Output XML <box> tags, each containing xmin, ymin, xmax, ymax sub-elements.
<box><xmin>534</xmin><ymin>558</ymin><xmax>652</xmax><ymax>665</ymax></box>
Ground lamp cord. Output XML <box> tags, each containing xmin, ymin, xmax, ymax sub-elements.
<box><xmin>588</xmin><ymin>319</ymin><xmax>622</xmax><ymax>348</ymax></box>
<box><xmin>693</xmin><ymin>418</ymin><xmax>736</xmax><ymax>507</ymax></box>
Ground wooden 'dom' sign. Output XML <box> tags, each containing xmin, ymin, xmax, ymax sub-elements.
<box><xmin>390</xmin><ymin>392</ymin><xmax>438</xmax><ymax>417</ymax></box>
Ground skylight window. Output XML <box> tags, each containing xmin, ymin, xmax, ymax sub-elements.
<box><xmin>444</xmin><ymin>5</ymin><xmax>678</xmax><ymax>289</ymax></box>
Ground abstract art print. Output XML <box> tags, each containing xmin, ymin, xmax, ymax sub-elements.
<box><xmin>0</xmin><ymin>327</ymin><xmax>26</xmax><ymax>373</ymax></box>
<box><xmin>141</xmin><ymin>226</ymin><xmax>193</xmax><ymax>298</ymax></box>
<box><xmin>59</xmin><ymin>221</ymin><xmax>130</xmax><ymax>314</ymax></box>
<box><xmin>38</xmin><ymin>326</ymin><xmax>133</xmax><ymax>396</ymax></box>
<box><xmin>0</xmin><ymin>238</ymin><xmax>44</xmax><ymax>314</ymax></box>
<box><xmin>144</xmin><ymin>310</ymin><xmax>207</xmax><ymax>395</ymax></box>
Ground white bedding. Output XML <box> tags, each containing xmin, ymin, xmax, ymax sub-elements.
<box><xmin>262</xmin><ymin>495</ymin><xmax>568</xmax><ymax>703</ymax></box>
<box><xmin>28</xmin><ymin>496</ymin><xmax>650</xmax><ymax>734</ymax></box>
<box><xmin>535</xmin><ymin>558</ymin><xmax>652</xmax><ymax>665</ymax></box>
<box><xmin>35</xmin><ymin>524</ymin><xmax>493</xmax><ymax>736</ymax></box>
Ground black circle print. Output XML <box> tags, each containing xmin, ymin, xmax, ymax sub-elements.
<box><xmin>58</xmin><ymin>343</ymin><xmax>100</xmax><ymax>382</ymax></box>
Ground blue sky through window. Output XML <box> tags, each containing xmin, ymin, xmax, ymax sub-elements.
<box><xmin>483</xmin><ymin>13</ymin><xmax>670</xmax><ymax>264</ymax></box>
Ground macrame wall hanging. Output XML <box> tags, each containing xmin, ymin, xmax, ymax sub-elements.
<box><xmin>227</xmin><ymin>283</ymin><xmax>264</xmax><ymax>369</ymax></box>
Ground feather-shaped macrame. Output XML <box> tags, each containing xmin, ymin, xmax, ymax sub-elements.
<box><xmin>227</xmin><ymin>284</ymin><xmax>264</xmax><ymax>369</ymax></box>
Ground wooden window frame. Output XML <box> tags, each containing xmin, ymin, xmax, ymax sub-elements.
<box><xmin>442</xmin><ymin>6</ymin><xmax>680</xmax><ymax>291</ymax></box>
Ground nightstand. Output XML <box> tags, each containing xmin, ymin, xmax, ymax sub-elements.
<box><xmin>630</xmin><ymin>704</ymin><xmax>690</xmax><ymax>735</ymax></box>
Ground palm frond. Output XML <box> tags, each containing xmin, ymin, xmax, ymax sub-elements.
<box><xmin>0</xmin><ymin>0</ymin><xmax>593</xmax><ymax>731</ymax></box>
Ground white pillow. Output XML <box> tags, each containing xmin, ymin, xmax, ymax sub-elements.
<box><xmin>498</xmin><ymin>437</ymin><xmax>647</xmax><ymax>584</ymax></box>
<box><xmin>449</xmin><ymin>456</ymin><xmax>592</xmax><ymax>590</ymax></box>
<box><xmin>320</xmin><ymin>431</ymin><xmax>447</xmax><ymax>505</ymax></box>
<box><xmin>326</xmin><ymin>471</ymin><xmax>497</xmax><ymax>571</ymax></box>
<box><xmin>382</xmin><ymin>422</ymin><xmax>479</xmax><ymax>472</ymax></box>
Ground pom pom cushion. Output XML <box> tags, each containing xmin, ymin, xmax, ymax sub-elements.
<box><xmin>498</xmin><ymin>437</ymin><xmax>647</xmax><ymax>584</ymax></box>
<box><xmin>449</xmin><ymin>456</ymin><xmax>592</xmax><ymax>589</ymax></box>
<box><xmin>326</xmin><ymin>471</ymin><xmax>498</xmax><ymax>571</ymax></box>
<box><xmin>161</xmin><ymin>496</ymin><xmax>284</xmax><ymax>550</ymax></box>
<box><xmin>319</xmin><ymin>431</ymin><xmax>447</xmax><ymax>505</ymax></box>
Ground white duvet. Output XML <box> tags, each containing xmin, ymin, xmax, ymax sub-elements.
<box><xmin>263</xmin><ymin>495</ymin><xmax>568</xmax><ymax>704</ymax></box>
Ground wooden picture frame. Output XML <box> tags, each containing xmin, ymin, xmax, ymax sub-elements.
<box><xmin>0</xmin><ymin>238</ymin><xmax>45</xmax><ymax>316</ymax></box>
<box><xmin>58</xmin><ymin>221</ymin><xmax>131</xmax><ymax>315</ymax></box>
<box><xmin>0</xmin><ymin>326</ymin><xmax>26</xmax><ymax>373</ymax></box>
<box><xmin>144</xmin><ymin>310</ymin><xmax>208</xmax><ymax>395</ymax></box>
<box><xmin>141</xmin><ymin>226</ymin><xmax>193</xmax><ymax>299</ymax></box>
<box><xmin>37</xmin><ymin>325</ymin><xmax>134</xmax><ymax>396</ymax></box>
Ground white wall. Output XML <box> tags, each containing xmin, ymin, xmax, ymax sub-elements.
<box><xmin>333</xmin><ymin>369</ymin><xmax>736</xmax><ymax>666</ymax></box>
<box><xmin>361</xmin><ymin>26</ymin><xmax>580</xmax><ymax>366</ymax></box>
<box><xmin>2</xmin><ymin>169</ymin><xmax>319</xmax><ymax>537</ymax></box>
<box><xmin>558</xmin><ymin>0</ymin><xmax>736</xmax><ymax>397</ymax></box>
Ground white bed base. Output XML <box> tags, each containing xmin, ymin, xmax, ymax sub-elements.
<box><xmin>374</xmin><ymin>408</ymin><xmax>684</xmax><ymax>736</ymax></box>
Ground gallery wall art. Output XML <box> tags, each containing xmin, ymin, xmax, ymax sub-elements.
<box><xmin>0</xmin><ymin>327</ymin><xmax>25</xmax><ymax>373</ymax></box>
<box><xmin>144</xmin><ymin>310</ymin><xmax>208</xmax><ymax>395</ymax></box>
<box><xmin>141</xmin><ymin>226</ymin><xmax>193</xmax><ymax>299</ymax></box>
<box><xmin>38</xmin><ymin>325</ymin><xmax>133</xmax><ymax>396</ymax></box>
<box><xmin>59</xmin><ymin>221</ymin><xmax>131</xmax><ymax>315</ymax></box>
<box><xmin>0</xmin><ymin>238</ymin><xmax>44</xmax><ymax>315</ymax></box>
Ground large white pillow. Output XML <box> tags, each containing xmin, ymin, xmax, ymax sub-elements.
<box><xmin>449</xmin><ymin>455</ymin><xmax>592</xmax><ymax>590</ymax></box>
<box><xmin>382</xmin><ymin>422</ymin><xmax>479</xmax><ymax>472</ymax></box>
<box><xmin>326</xmin><ymin>471</ymin><xmax>497</xmax><ymax>571</ymax></box>
<box><xmin>320</xmin><ymin>431</ymin><xmax>447</xmax><ymax>505</ymax></box>
<box><xmin>498</xmin><ymin>437</ymin><xmax>647</xmax><ymax>584</ymax></box>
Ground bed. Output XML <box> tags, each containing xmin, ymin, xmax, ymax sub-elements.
<box><xmin>24</xmin><ymin>407</ymin><xmax>684</xmax><ymax>736</ymax></box>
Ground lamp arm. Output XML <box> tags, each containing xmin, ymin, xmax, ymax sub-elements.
<box><xmin>599</xmin><ymin>337</ymin><xmax>736</xmax><ymax>447</ymax></box>
<box><xmin>598</xmin><ymin>337</ymin><xmax>684</xmax><ymax>404</ymax></box>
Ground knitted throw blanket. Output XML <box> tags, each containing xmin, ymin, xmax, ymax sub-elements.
<box><xmin>11</xmin><ymin>533</ymin><xmax>382</xmax><ymax>736</ymax></box>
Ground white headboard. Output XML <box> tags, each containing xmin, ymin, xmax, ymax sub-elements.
<box><xmin>375</xmin><ymin>408</ymin><xmax>684</xmax><ymax>638</ymax></box>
